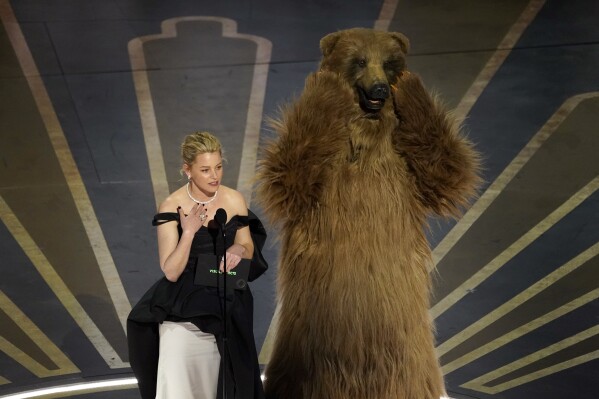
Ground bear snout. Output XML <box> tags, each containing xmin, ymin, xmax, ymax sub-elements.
<box><xmin>369</xmin><ymin>82</ymin><xmax>390</xmax><ymax>100</ymax></box>
<box><xmin>357</xmin><ymin>82</ymin><xmax>391</xmax><ymax>112</ymax></box>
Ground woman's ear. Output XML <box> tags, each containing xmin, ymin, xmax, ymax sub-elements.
<box><xmin>182</xmin><ymin>164</ymin><xmax>190</xmax><ymax>179</ymax></box>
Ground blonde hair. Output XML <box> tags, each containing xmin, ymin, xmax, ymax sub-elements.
<box><xmin>180</xmin><ymin>131</ymin><xmax>224</xmax><ymax>168</ymax></box>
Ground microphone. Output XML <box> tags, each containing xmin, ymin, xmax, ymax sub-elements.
<box><xmin>214</xmin><ymin>208</ymin><xmax>227</xmax><ymax>228</ymax></box>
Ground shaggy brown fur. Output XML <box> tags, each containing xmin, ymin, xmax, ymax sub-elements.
<box><xmin>255</xmin><ymin>28</ymin><xmax>481</xmax><ymax>399</ymax></box>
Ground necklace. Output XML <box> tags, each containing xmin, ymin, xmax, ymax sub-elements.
<box><xmin>186</xmin><ymin>182</ymin><xmax>218</xmax><ymax>205</ymax></box>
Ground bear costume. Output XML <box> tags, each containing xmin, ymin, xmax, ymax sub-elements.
<box><xmin>255</xmin><ymin>28</ymin><xmax>481</xmax><ymax>399</ymax></box>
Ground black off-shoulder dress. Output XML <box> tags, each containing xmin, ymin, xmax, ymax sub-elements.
<box><xmin>127</xmin><ymin>210</ymin><xmax>268</xmax><ymax>399</ymax></box>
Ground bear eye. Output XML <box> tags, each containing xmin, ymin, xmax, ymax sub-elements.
<box><xmin>384</xmin><ymin>60</ymin><xmax>398</xmax><ymax>69</ymax></box>
<box><xmin>356</xmin><ymin>58</ymin><xmax>367</xmax><ymax>68</ymax></box>
<box><xmin>384</xmin><ymin>59</ymin><xmax>405</xmax><ymax>71</ymax></box>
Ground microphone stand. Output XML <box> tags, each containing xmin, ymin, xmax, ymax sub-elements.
<box><xmin>219</xmin><ymin>216</ymin><xmax>228</xmax><ymax>399</ymax></box>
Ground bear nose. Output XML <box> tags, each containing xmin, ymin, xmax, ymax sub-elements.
<box><xmin>369</xmin><ymin>83</ymin><xmax>390</xmax><ymax>100</ymax></box>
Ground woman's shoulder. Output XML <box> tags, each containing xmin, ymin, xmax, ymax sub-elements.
<box><xmin>219</xmin><ymin>186</ymin><xmax>248</xmax><ymax>213</ymax></box>
<box><xmin>153</xmin><ymin>187</ymin><xmax>187</xmax><ymax>226</ymax></box>
<box><xmin>159</xmin><ymin>186</ymin><xmax>187</xmax><ymax>213</ymax></box>
<box><xmin>219</xmin><ymin>185</ymin><xmax>242</xmax><ymax>198</ymax></box>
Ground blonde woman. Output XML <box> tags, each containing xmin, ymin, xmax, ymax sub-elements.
<box><xmin>128</xmin><ymin>132</ymin><xmax>268</xmax><ymax>399</ymax></box>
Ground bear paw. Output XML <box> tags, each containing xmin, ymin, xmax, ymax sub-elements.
<box><xmin>392</xmin><ymin>71</ymin><xmax>436</xmax><ymax>121</ymax></box>
<box><xmin>301</xmin><ymin>70</ymin><xmax>361</xmax><ymax>117</ymax></box>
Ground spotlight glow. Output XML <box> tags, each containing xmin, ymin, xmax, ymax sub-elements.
<box><xmin>0</xmin><ymin>377</ymin><xmax>453</xmax><ymax>399</ymax></box>
<box><xmin>0</xmin><ymin>377</ymin><xmax>138</xmax><ymax>399</ymax></box>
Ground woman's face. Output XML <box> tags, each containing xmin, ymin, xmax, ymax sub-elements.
<box><xmin>185</xmin><ymin>152</ymin><xmax>223</xmax><ymax>194</ymax></box>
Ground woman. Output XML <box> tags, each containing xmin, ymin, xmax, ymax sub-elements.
<box><xmin>127</xmin><ymin>132</ymin><xmax>268</xmax><ymax>399</ymax></box>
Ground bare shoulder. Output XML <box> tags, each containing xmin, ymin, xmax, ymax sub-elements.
<box><xmin>158</xmin><ymin>186</ymin><xmax>187</xmax><ymax>213</ymax></box>
<box><xmin>219</xmin><ymin>186</ymin><xmax>248</xmax><ymax>216</ymax></box>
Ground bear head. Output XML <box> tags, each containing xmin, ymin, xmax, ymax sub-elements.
<box><xmin>319</xmin><ymin>28</ymin><xmax>410</xmax><ymax>114</ymax></box>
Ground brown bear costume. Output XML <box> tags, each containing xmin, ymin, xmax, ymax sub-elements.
<box><xmin>255</xmin><ymin>28</ymin><xmax>481</xmax><ymax>399</ymax></box>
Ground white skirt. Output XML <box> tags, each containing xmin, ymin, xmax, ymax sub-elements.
<box><xmin>156</xmin><ymin>321</ymin><xmax>221</xmax><ymax>399</ymax></box>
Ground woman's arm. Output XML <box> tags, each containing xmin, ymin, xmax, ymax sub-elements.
<box><xmin>157</xmin><ymin>199</ymin><xmax>205</xmax><ymax>282</ymax></box>
<box><xmin>222</xmin><ymin>226</ymin><xmax>254</xmax><ymax>272</ymax></box>
<box><xmin>221</xmin><ymin>191</ymin><xmax>254</xmax><ymax>272</ymax></box>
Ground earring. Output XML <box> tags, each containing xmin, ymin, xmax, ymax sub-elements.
<box><xmin>187</xmin><ymin>174</ymin><xmax>191</xmax><ymax>181</ymax></box>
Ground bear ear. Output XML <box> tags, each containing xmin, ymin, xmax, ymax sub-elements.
<box><xmin>320</xmin><ymin>31</ymin><xmax>341</xmax><ymax>57</ymax></box>
<box><xmin>389</xmin><ymin>32</ymin><xmax>410</xmax><ymax>54</ymax></box>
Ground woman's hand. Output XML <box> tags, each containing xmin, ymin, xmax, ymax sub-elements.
<box><xmin>177</xmin><ymin>203</ymin><xmax>206</xmax><ymax>235</ymax></box>
<box><xmin>220</xmin><ymin>243</ymin><xmax>246</xmax><ymax>272</ymax></box>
